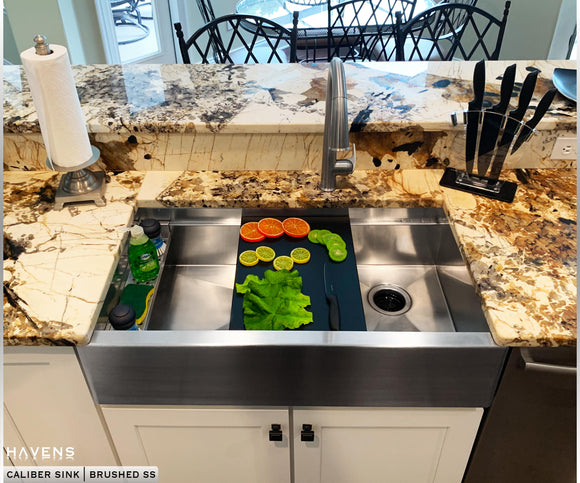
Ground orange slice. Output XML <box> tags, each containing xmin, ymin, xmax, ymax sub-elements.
<box><xmin>282</xmin><ymin>217</ymin><xmax>311</xmax><ymax>238</ymax></box>
<box><xmin>257</xmin><ymin>218</ymin><xmax>284</xmax><ymax>238</ymax></box>
<box><xmin>240</xmin><ymin>222</ymin><xmax>265</xmax><ymax>242</ymax></box>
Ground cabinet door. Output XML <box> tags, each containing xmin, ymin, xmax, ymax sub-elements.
<box><xmin>294</xmin><ymin>407</ymin><xmax>482</xmax><ymax>483</ymax></box>
<box><xmin>3</xmin><ymin>347</ymin><xmax>117</xmax><ymax>466</ymax></box>
<box><xmin>102</xmin><ymin>406</ymin><xmax>290</xmax><ymax>483</ymax></box>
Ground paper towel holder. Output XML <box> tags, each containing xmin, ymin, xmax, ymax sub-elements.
<box><xmin>47</xmin><ymin>146</ymin><xmax>107</xmax><ymax>211</ymax></box>
<box><xmin>30</xmin><ymin>34</ymin><xmax>107</xmax><ymax>210</ymax></box>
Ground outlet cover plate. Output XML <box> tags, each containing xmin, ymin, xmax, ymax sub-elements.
<box><xmin>551</xmin><ymin>137</ymin><xmax>577</xmax><ymax>160</ymax></box>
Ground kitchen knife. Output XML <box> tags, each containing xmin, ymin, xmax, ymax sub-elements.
<box><xmin>477</xmin><ymin>63</ymin><xmax>517</xmax><ymax>177</ymax></box>
<box><xmin>323</xmin><ymin>263</ymin><xmax>340</xmax><ymax>331</ymax></box>
<box><xmin>465</xmin><ymin>60</ymin><xmax>486</xmax><ymax>174</ymax></box>
<box><xmin>511</xmin><ymin>88</ymin><xmax>558</xmax><ymax>154</ymax></box>
<box><xmin>488</xmin><ymin>70</ymin><xmax>539</xmax><ymax>179</ymax></box>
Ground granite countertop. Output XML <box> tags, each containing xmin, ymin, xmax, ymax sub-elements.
<box><xmin>4</xmin><ymin>60</ymin><xmax>576</xmax><ymax>136</ymax></box>
<box><xmin>3</xmin><ymin>168</ymin><xmax>576</xmax><ymax>347</ymax></box>
<box><xmin>3</xmin><ymin>59</ymin><xmax>576</xmax><ymax>347</ymax></box>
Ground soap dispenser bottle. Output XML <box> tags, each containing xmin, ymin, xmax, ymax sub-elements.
<box><xmin>128</xmin><ymin>225</ymin><xmax>160</xmax><ymax>282</ymax></box>
<box><xmin>140</xmin><ymin>218</ymin><xmax>167</xmax><ymax>257</ymax></box>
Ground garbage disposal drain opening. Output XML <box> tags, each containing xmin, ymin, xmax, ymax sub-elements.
<box><xmin>368</xmin><ymin>284</ymin><xmax>412</xmax><ymax>316</ymax></box>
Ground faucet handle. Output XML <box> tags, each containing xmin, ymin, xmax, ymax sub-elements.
<box><xmin>334</xmin><ymin>143</ymin><xmax>356</xmax><ymax>174</ymax></box>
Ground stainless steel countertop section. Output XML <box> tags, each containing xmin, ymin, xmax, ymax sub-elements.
<box><xmin>76</xmin><ymin>331</ymin><xmax>507</xmax><ymax>407</ymax></box>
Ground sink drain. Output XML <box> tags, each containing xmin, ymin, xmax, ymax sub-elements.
<box><xmin>368</xmin><ymin>284</ymin><xmax>412</xmax><ymax>316</ymax></box>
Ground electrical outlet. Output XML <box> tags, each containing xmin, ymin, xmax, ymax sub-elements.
<box><xmin>551</xmin><ymin>137</ymin><xmax>577</xmax><ymax>160</ymax></box>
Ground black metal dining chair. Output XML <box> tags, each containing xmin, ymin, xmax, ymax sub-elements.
<box><xmin>174</xmin><ymin>13</ymin><xmax>299</xmax><ymax>64</ymax></box>
<box><xmin>195</xmin><ymin>0</ymin><xmax>216</xmax><ymax>24</ymax></box>
<box><xmin>297</xmin><ymin>0</ymin><xmax>415</xmax><ymax>63</ymax></box>
<box><xmin>327</xmin><ymin>0</ymin><xmax>385</xmax><ymax>61</ymax></box>
<box><xmin>357</xmin><ymin>0</ymin><xmax>416</xmax><ymax>61</ymax></box>
<box><xmin>395</xmin><ymin>1</ymin><xmax>511</xmax><ymax>61</ymax></box>
<box><xmin>420</xmin><ymin>0</ymin><xmax>478</xmax><ymax>42</ymax></box>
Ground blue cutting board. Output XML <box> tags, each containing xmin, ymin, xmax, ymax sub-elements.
<box><xmin>229</xmin><ymin>210</ymin><xmax>366</xmax><ymax>331</ymax></box>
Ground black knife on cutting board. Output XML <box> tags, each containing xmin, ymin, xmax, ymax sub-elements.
<box><xmin>323</xmin><ymin>263</ymin><xmax>340</xmax><ymax>331</ymax></box>
<box><xmin>488</xmin><ymin>70</ymin><xmax>538</xmax><ymax>179</ymax></box>
<box><xmin>465</xmin><ymin>60</ymin><xmax>486</xmax><ymax>175</ymax></box>
<box><xmin>477</xmin><ymin>63</ymin><xmax>517</xmax><ymax>177</ymax></box>
<box><xmin>511</xmin><ymin>88</ymin><xmax>558</xmax><ymax>154</ymax></box>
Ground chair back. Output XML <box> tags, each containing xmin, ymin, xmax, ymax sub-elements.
<box><xmin>327</xmin><ymin>0</ymin><xmax>416</xmax><ymax>62</ymax></box>
<box><xmin>195</xmin><ymin>0</ymin><xmax>216</xmax><ymax>24</ymax></box>
<box><xmin>395</xmin><ymin>1</ymin><xmax>510</xmax><ymax>61</ymax></box>
<box><xmin>428</xmin><ymin>0</ymin><xmax>479</xmax><ymax>39</ymax></box>
<box><xmin>174</xmin><ymin>13</ymin><xmax>299</xmax><ymax>64</ymax></box>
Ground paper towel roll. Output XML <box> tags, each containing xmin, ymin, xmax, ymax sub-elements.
<box><xmin>20</xmin><ymin>44</ymin><xmax>93</xmax><ymax>169</ymax></box>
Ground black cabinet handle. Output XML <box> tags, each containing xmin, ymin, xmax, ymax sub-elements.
<box><xmin>301</xmin><ymin>424</ymin><xmax>315</xmax><ymax>442</ymax></box>
<box><xmin>269</xmin><ymin>424</ymin><xmax>283</xmax><ymax>441</ymax></box>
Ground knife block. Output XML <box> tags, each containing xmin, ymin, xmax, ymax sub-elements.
<box><xmin>439</xmin><ymin>110</ymin><xmax>528</xmax><ymax>203</ymax></box>
<box><xmin>439</xmin><ymin>167</ymin><xmax>518</xmax><ymax>203</ymax></box>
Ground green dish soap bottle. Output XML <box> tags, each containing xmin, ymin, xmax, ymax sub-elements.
<box><xmin>128</xmin><ymin>225</ymin><xmax>160</xmax><ymax>282</ymax></box>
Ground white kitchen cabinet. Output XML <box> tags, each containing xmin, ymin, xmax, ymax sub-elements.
<box><xmin>101</xmin><ymin>405</ymin><xmax>481</xmax><ymax>483</ymax></box>
<box><xmin>3</xmin><ymin>347</ymin><xmax>117</xmax><ymax>466</ymax></box>
<box><xmin>293</xmin><ymin>407</ymin><xmax>483</xmax><ymax>483</ymax></box>
<box><xmin>101</xmin><ymin>406</ymin><xmax>291</xmax><ymax>483</ymax></box>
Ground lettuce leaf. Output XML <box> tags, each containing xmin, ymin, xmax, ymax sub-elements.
<box><xmin>235</xmin><ymin>269</ymin><xmax>313</xmax><ymax>330</ymax></box>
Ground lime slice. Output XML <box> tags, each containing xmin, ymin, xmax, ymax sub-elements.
<box><xmin>307</xmin><ymin>229</ymin><xmax>321</xmax><ymax>244</ymax></box>
<box><xmin>239</xmin><ymin>250</ymin><xmax>259</xmax><ymax>267</ymax></box>
<box><xmin>255</xmin><ymin>246</ymin><xmax>276</xmax><ymax>262</ymax></box>
<box><xmin>319</xmin><ymin>230</ymin><xmax>336</xmax><ymax>245</ymax></box>
<box><xmin>290</xmin><ymin>247</ymin><xmax>311</xmax><ymax>264</ymax></box>
<box><xmin>328</xmin><ymin>246</ymin><xmax>347</xmax><ymax>262</ymax></box>
<box><xmin>317</xmin><ymin>229</ymin><xmax>332</xmax><ymax>242</ymax></box>
<box><xmin>273</xmin><ymin>255</ymin><xmax>294</xmax><ymax>271</ymax></box>
<box><xmin>323</xmin><ymin>233</ymin><xmax>346</xmax><ymax>248</ymax></box>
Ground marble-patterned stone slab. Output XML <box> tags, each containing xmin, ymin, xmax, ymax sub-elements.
<box><xmin>3</xmin><ymin>168</ymin><xmax>576</xmax><ymax>347</ymax></box>
<box><xmin>442</xmin><ymin>169</ymin><xmax>576</xmax><ymax>346</ymax></box>
<box><xmin>3</xmin><ymin>171</ymin><xmax>144</xmax><ymax>345</ymax></box>
<box><xmin>4</xmin><ymin>61</ymin><xmax>575</xmax><ymax>135</ymax></box>
<box><xmin>4</xmin><ymin>61</ymin><xmax>576</xmax><ymax>172</ymax></box>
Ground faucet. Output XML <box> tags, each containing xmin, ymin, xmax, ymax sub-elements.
<box><xmin>320</xmin><ymin>58</ymin><xmax>356</xmax><ymax>192</ymax></box>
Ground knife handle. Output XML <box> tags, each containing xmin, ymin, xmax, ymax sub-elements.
<box><xmin>327</xmin><ymin>294</ymin><xmax>340</xmax><ymax>331</ymax></box>
<box><xmin>492</xmin><ymin>63</ymin><xmax>517</xmax><ymax>114</ymax></box>
<box><xmin>511</xmin><ymin>70</ymin><xmax>539</xmax><ymax>120</ymax></box>
<box><xmin>469</xmin><ymin>59</ymin><xmax>486</xmax><ymax>110</ymax></box>
<box><xmin>511</xmin><ymin>88</ymin><xmax>557</xmax><ymax>154</ymax></box>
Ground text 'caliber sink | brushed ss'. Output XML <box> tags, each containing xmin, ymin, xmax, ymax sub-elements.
<box><xmin>350</xmin><ymin>207</ymin><xmax>490</xmax><ymax>333</ymax></box>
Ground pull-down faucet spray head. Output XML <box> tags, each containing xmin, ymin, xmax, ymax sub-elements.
<box><xmin>320</xmin><ymin>58</ymin><xmax>356</xmax><ymax>192</ymax></box>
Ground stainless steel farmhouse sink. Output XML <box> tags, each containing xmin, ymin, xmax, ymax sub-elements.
<box><xmin>103</xmin><ymin>207</ymin><xmax>487</xmax><ymax>334</ymax></box>
<box><xmin>77</xmin><ymin>207</ymin><xmax>506</xmax><ymax>408</ymax></box>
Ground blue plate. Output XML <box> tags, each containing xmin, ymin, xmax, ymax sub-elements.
<box><xmin>552</xmin><ymin>68</ymin><xmax>577</xmax><ymax>102</ymax></box>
